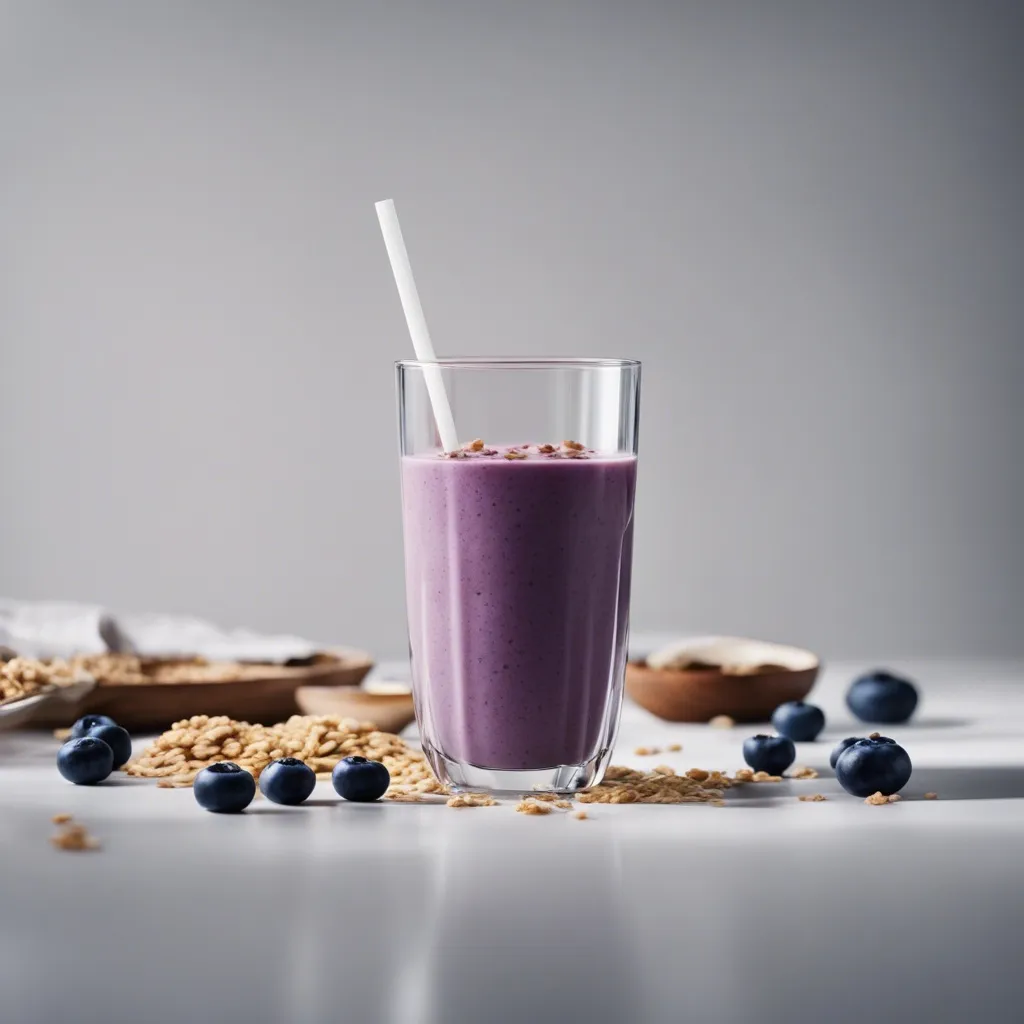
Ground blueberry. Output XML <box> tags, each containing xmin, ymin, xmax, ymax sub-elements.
<box><xmin>57</xmin><ymin>737</ymin><xmax>114</xmax><ymax>785</ymax></box>
<box><xmin>86</xmin><ymin>723</ymin><xmax>132</xmax><ymax>769</ymax></box>
<box><xmin>259</xmin><ymin>757</ymin><xmax>316</xmax><ymax>805</ymax></box>
<box><xmin>835</xmin><ymin>734</ymin><xmax>912</xmax><ymax>797</ymax></box>
<box><xmin>846</xmin><ymin>669</ymin><xmax>918</xmax><ymax>724</ymax></box>
<box><xmin>70</xmin><ymin>714</ymin><xmax>118</xmax><ymax>740</ymax></box>
<box><xmin>742</xmin><ymin>735</ymin><xmax>796</xmax><ymax>776</ymax></box>
<box><xmin>771</xmin><ymin>701</ymin><xmax>826</xmax><ymax>742</ymax></box>
<box><xmin>332</xmin><ymin>755</ymin><xmax>390</xmax><ymax>802</ymax></box>
<box><xmin>193</xmin><ymin>762</ymin><xmax>256</xmax><ymax>813</ymax></box>
<box><xmin>830</xmin><ymin>737</ymin><xmax>861</xmax><ymax>770</ymax></box>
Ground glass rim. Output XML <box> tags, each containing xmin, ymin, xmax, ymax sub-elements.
<box><xmin>396</xmin><ymin>356</ymin><xmax>640</xmax><ymax>371</ymax></box>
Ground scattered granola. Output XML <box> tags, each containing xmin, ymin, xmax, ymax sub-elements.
<box><xmin>562</xmin><ymin>440</ymin><xmax>585</xmax><ymax>451</ymax></box>
<box><xmin>790</xmin><ymin>765</ymin><xmax>819</xmax><ymax>780</ymax></box>
<box><xmin>51</xmin><ymin>812</ymin><xmax>73</xmax><ymax>825</ymax></box>
<box><xmin>575</xmin><ymin>765</ymin><xmax>731</xmax><ymax>805</ymax></box>
<box><xmin>447</xmin><ymin>793</ymin><xmax>497</xmax><ymax>808</ymax></box>
<box><xmin>709</xmin><ymin>715</ymin><xmax>735</xmax><ymax>729</ymax></box>
<box><xmin>924</xmin><ymin>792</ymin><xmax>938</xmax><ymax>800</ymax></box>
<box><xmin>554</xmin><ymin>799</ymin><xmax>573</xmax><ymax>809</ymax></box>
<box><xmin>887</xmin><ymin>793</ymin><xmax>902</xmax><ymax>803</ymax></box>
<box><xmin>516</xmin><ymin>799</ymin><xmax>552</xmax><ymax>815</ymax></box>
<box><xmin>51</xmin><ymin>822</ymin><xmax>101</xmax><ymax>851</ymax></box>
<box><xmin>734</xmin><ymin>768</ymin><xmax>754</xmax><ymax>782</ymax></box>
<box><xmin>684</xmin><ymin>768</ymin><xmax>709</xmax><ymax>782</ymax></box>
<box><xmin>466</xmin><ymin>438</ymin><xmax>485</xmax><ymax>451</ymax></box>
<box><xmin>53</xmin><ymin>728</ymin><xmax>72</xmax><ymax>741</ymax></box>
<box><xmin>572</xmin><ymin>810</ymin><xmax>589</xmax><ymax>820</ymax></box>
<box><xmin>633</xmin><ymin>746</ymin><xmax>660</xmax><ymax>756</ymax></box>
<box><xmin>503</xmin><ymin>450</ymin><xmax>527</xmax><ymax>460</ymax></box>
<box><xmin>652</xmin><ymin>765</ymin><xmax>676</xmax><ymax>776</ymax></box>
<box><xmin>127</xmin><ymin>715</ymin><xmax>446</xmax><ymax>799</ymax></box>
<box><xmin>666</xmin><ymin>743</ymin><xmax>682</xmax><ymax>752</ymax></box>
<box><xmin>798</xmin><ymin>794</ymin><xmax>827</xmax><ymax>802</ymax></box>
<box><xmin>751</xmin><ymin>771</ymin><xmax>782</xmax><ymax>782</ymax></box>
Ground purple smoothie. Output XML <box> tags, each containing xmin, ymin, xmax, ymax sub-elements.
<box><xmin>401</xmin><ymin>444</ymin><xmax>637</xmax><ymax>771</ymax></box>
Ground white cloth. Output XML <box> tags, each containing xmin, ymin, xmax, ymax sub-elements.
<box><xmin>0</xmin><ymin>599</ymin><xmax>318</xmax><ymax>663</ymax></box>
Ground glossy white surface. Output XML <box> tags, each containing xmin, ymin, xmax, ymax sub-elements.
<box><xmin>2</xmin><ymin>659</ymin><xmax>1023</xmax><ymax>1024</ymax></box>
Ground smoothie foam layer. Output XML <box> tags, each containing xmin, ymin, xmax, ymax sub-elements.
<box><xmin>401</xmin><ymin>444</ymin><xmax>636</xmax><ymax>771</ymax></box>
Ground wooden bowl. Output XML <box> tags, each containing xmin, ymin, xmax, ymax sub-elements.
<box><xmin>625</xmin><ymin>637</ymin><xmax>820</xmax><ymax>723</ymax></box>
<box><xmin>31</xmin><ymin>648</ymin><xmax>374</xmax><ymax>730</ymax></box>
<box><xmin>296</xmin><ymin>681</ymin><xmax>416</xmax><ymax>735</ymax></box>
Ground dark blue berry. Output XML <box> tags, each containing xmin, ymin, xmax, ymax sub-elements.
<box><xmin>846</xmin><ymin>670</ymin><xmax>918</xmax><ymax>724</ymax></box>
<box><xmin>87</xmin><ymin>723</ymin><xmax>132</xmax><ymax>769</ymax></box>
<box><xmin>830</xmin><ymin>737</ymin><xmax>861</xmax><ymax>770</ymax></box>
<box><xmin>57</xmin><ymin>737</ymin><xmax>114</xmax><ymax>785</ymax></box>
<box><xmin>259</xmin><ymin>757</ymin><xmax>316</xmax><ymax>805</ymax></box>
<box><xmin>771</xmin><ymin>701</ymin><xmax>826</xmax><ymax>742</ymax></box>
<box><xmin>742</xmin><ymin>735</ymin><xmax>796</xmax><ymax>776</ymax></box>
<box><xmin>835</xmin><ymin>735</ymin><xmax>912</xmax><ymax>797</ymax></box>
<box><xmin>332</xmin><ymin>755</ymin><xmax>390</xmax><ymax>802</ymax></box>
<box><xmin>193</xmin><ymin>762</ymin><xmax>256</xmax><ymax>813</ymax></box>
<box><xmin>70</xmin><ymin>714</ymin><xmax>118</xmax><ymax>740</ymax></box>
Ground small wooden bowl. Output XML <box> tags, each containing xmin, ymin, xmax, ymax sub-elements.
<box><xmin>625</xmin><ymin>637</ymin><xmax>820</xmax><ymax>723</ymax></box>
<box><xmin>296</xmin><ymin>681</ymin><xmax>416</xmax><ymax>735</ymax></box>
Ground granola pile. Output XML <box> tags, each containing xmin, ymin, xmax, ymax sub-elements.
<box><xmin>125</xmin><ymin>714</ymin><xmax>447</xmax><ymax>795</ymax></box>
<box><xmin>70</xmin><ymin>653</ymin><xmax>253</xmax><ymax>686</ymax></box>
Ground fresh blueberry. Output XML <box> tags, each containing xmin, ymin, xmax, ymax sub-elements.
<box><xmin>771</xmin><ymin>701</ymin><xmax>826</xmax><ymax>741</ymax></box>
<box><xmin>835</xmin><ymin>734</ymin><xmax>912</xmax><ymax>797</ymax></box>
<box><xmin>70</xmin><ymin>714</ymin><xmax>118</xmax><ymax>740</ymax></box>
<box><xmin>332</xmin><ymin>755</ymin><xmax>390</xmax><ymax>802</ymax></box>
<box><xmin>57</xmin><ymin>737</ymin><xmax>114</xmax><ymax>785</ymax></box>
<box><xmin>742</xmin><ymin>735</ymin><xmax>796</xmax><ymax>776</ymax></box>
<box><xmin>193</xmin><ymin>762</ymin><xmax>256</xmax><ymax>813</ymax></box>
<box><xmin>846</xmin><ymin>669</ymin><xmax>919</xmax><ymax>724</ymax></box>
<box><xmin>830</xmin><ymin>737</ymin><xmax>861</xmax><ymax>770</ymax></box>
<box><xmin>86</xmin><ymin>723</ymin><xmax>132</xmax><ymax>769</ymax></box>
<box><xmin>259</xmin><ymin>757</ymin><xmax>316</xmax><ymax>806</ymax></box>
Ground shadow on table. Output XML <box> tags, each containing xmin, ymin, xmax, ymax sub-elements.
<box><xmin>906</xmin><ymin>766</ymin><xmax>1024</xmax><ymax>801</ymax></box>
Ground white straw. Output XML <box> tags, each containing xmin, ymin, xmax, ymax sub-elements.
<box><xmin>375</xmin><ymin>198</ymin><xmax>459</xmax><ymax>452</ymax></box>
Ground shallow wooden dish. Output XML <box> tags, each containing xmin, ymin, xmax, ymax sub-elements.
<box><xmin>32</xmin><ymin>648</ymin><xmax>373</xmax><ymax>730</ymax></box>
<box><xmin>625</xmin><ymin>637</ymin><xmax>820</xmax><ymax>723</ymax></box>
<box><xmin>296</xmin><ymin>681</ymin><xmax>416</xmax><ymax>735</ymax></box>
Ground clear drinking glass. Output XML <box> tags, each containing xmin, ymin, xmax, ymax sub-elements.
<box><xmin>397</xmin><ymin>357</ymin><xmax>641</xmax><ymax>794</ymax></box>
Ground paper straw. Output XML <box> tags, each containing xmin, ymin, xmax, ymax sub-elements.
<box><xmin>375</xmin><ymin>199</ymin><xmax>459</xmax><ymax>452</ymax></box>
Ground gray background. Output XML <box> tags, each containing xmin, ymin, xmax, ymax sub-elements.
<box><xmin>1</xmin><ymin>0</ymin><xmax>1021</xmax><ymax>660</ymax></box>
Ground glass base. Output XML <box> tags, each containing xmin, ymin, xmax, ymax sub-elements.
<box><xmin>422</xmin><ymin>741</ymin><xmax>613</xmax><ymax>797</ymax></box>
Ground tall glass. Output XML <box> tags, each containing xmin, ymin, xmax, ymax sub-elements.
<box><xmin>397</xmin><ymin>358</ymin><xmax>641</xmax><ymax>794</ymax></box>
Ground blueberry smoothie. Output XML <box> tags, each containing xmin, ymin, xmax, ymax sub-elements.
<box><xmin>401</xmin><ymin>442</ymin><xmax>637</xmax><ymax>774</ymax></box>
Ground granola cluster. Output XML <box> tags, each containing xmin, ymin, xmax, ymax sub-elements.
<box><xmin>50</xmin><ymin>816</ymin><xmax>101</xmax><ymax>852</ymax></box>
<box><xmin>442</xmin><ymin>440</ymin><xmax>595</xmax><ymax>461</ymax></box>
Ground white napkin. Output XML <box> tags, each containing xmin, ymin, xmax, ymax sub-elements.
<box><xmin>0</xmin><ymin>599</ymin><xmax>318</xmax><ymax>664</ymax></box>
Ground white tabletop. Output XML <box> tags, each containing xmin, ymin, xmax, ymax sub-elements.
<box><xmin>2</xmin><ymin>658</ymin><xmax>1023</xmax><ymax>1024</ymax></box>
